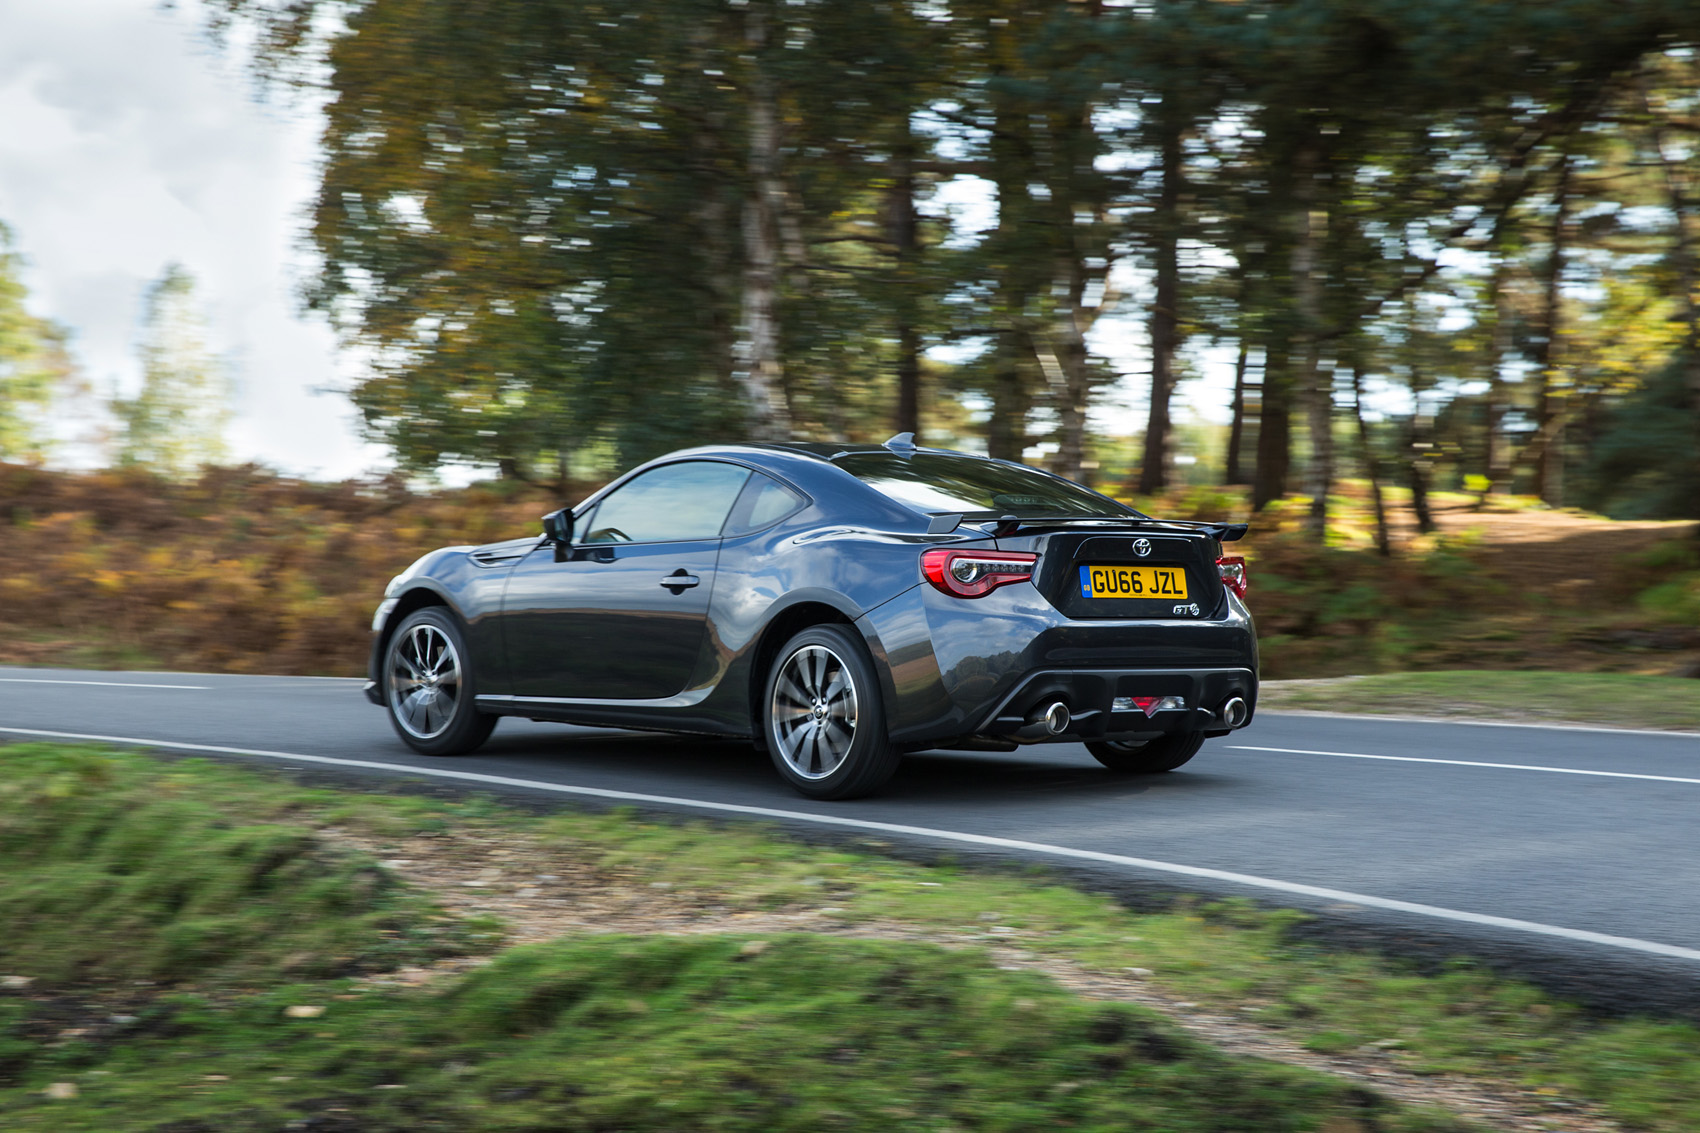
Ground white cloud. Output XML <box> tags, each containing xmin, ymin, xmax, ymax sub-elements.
<box><xmin>0</xmin><ymin>0</ymin><xmax>385</xmax><ymax>478</ymax></box>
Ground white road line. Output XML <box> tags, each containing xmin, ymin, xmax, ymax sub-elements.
<box><xmin>1260</xmin><ymin>709</ymin><xmax>1700</xmax><ymax>739</ymax></box>
<box><xmin>4</xmin><ymin>724</ymin><xmax>1700</xmax><ymax>966</ymax></box>
<box><xmin>0</xmin><ymin>678</ymin><xmax>210</xmax><ymax>690</ymax></box>
<box><xmin>1232</xmin><ymin>745</ymin><xmax>1700</xmax><ymax>785</ymax></box>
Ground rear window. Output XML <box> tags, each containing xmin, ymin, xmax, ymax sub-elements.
<box><xmin>832</xmin><ymin>452</ymin><xmax>1133</xmax><ymax>518</ymax></box>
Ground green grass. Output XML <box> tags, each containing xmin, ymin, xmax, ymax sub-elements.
<box><xmin>3</xmin><ymin>742</ymin><xmax>1700</xmax><ymax>1130</ymax></box>
<box><xmin>1259</xmin><ymin>670</ymin><xmax>1700</xmax><ymax>730</ymax></box>
<box><xmin>0</xmin><ymin>935</ymin><xmax>1476</xmax><ymax>1133</ymax></box>
<box><xmin>0</xmin><ymin>744</ymin><xmax>494</xmax><ymax>986</ymax></box>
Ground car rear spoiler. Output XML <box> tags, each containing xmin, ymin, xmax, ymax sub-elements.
<box><xmin>1156</xmin><ymin>519</ymin><xmax>1250</xmax><ymax>542</ymax></box>
<box><xmin>928</xmin><ymin>513</ymin><xmax>1248</xmax><ymax>542</ymax></box>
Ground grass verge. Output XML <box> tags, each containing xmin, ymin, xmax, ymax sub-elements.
<box><xmin>1259</xmin><ymin>670</ymin><xmax>1700</xmax><ymax>731</ymax></box>
<box><xmin>2</xmin><ymin>742</ymin><xmax>1698</xmax><ymax>1130</ymax></box>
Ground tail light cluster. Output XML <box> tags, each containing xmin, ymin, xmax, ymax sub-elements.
<box><xmin>921</xmin><ymin>548</ymin><xmax>1039</xmax><ymax>598</ymax></box>
<box><xmin>1216</xmin><ymin>555</ymin><xmax>1248</xmax><ymax>599</ymax></box>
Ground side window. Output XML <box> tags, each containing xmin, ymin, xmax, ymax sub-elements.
<box><xmin>581</xmin><ymin>461</ymin><xmax>752</xmax><ymax>544</ymax></box>
<box><xmin>724</xmin><ymin>472</ymin><xmax>808</xmax><ymax>537</ymax></box>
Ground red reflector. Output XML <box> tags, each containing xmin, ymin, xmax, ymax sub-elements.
<box><xmin>1129</xmin><ymin>696</ymin><xmax>1161</xmax><ymax>718</ymax></box>
<box><xmin>1216</xmin><ymin>555</ymin><xmax>1248</xmax><ymax>599</ymax></box>
<box><xmin>920</xmin><ymin>548</ymin><xmax>1038</xmax><ymax>598</ymax></box>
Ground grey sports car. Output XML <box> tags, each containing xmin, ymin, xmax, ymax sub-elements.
<box><xmin>366</xmin><ymin>435</ymin><xmax>1257</xmax><ymax>798</ymax></box>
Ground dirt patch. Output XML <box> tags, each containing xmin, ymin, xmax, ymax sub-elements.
<box><xmin>331</xmin><ymin>824</ymin><xmax>1626</xmax><ymax>1133</ymax></box>
<box><xmin>1414</xmin><ymin>498</ymin><xmax>1696</xmax><ymax>590</ymax></box>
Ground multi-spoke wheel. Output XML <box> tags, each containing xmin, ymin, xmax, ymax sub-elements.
<box><xmin>763</xmin><ymin>624</ymin><xmax>899</xmax><ymax>799</ymax></box>
<box><xmin>1086</xmin><ymin>731</ymin><xmax>1205</xmax><ymax>773</ymax></box>
<box><xmin>383</xmin><ymin>607</ymin><xmax>496</xmax><ymax>756</ymax></box>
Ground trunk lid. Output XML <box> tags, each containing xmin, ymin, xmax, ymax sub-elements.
<box><xmin>994</xmin><ymin>521</ymin><xmax>1228</xmax><ymax>620</ymax></box>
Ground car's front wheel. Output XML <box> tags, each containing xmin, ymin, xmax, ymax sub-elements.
<box><xmin>764</xmin><ymin>624</ymin><xmax>900</xmax><ymax>800</ymax></box>
<box><xmin>383</xmin><ymin>607</ymin><xmax>497</xmax><ymax>756</ymax></box>
<box><xmin>1086</xmin><ymin>731</ymin><xmax>1205</xmax><ymax>773</ymax></box>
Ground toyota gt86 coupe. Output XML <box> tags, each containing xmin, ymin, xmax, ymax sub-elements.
<box><xmin>366</xmin><ymin>435</ymin><xmax>1257</xmax><ymax>798</ymax></box>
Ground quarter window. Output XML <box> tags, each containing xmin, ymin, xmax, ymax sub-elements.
<box><xmin>724</xmin><ymin>473</ymin><xmax>808</xmax><ymax>536</ymax></box>
<box><xmin>581</xmin><ymin>461</ymin><xmax>751</xmax><ymax>544</ymax></box>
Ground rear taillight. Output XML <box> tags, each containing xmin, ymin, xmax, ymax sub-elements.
<box><xmin>1216</xmin><ymin>555</ymin><xmax>1248</xmax><ymax>599</ymax></box>
<box><xmin>921</xmin><ymin>548</ymin><xmax>1039</xmax><ymax>598</ymax></box>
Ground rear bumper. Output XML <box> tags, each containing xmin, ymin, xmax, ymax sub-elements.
<box><xmin>976</xmin><ymin>666</ymin><xmax>1255</xmax><ymax>743</ymax></box>
<box><xmin>857</xmin><ymin>580</ymin><xmax>1258</xmax><ymax>747</ymax></box>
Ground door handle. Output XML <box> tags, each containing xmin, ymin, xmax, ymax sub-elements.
<box><xmin>659</xmin><ymin>571</ymin><xmax>701</xmax><ymax>592</ymax></box>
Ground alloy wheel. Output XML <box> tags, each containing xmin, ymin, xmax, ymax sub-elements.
<box><xmin>388</xmin><ymin>622</ymin><xmax>463</xmax><ymax>740</ymax></box>
<box><xmin>769</xmin><ymin>644</ymin><xmax>859</xmax><ymax>780</ymax></box>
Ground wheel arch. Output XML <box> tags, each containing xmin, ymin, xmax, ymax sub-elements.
<box><xmin>376</xmin><ymin>585</ymin><xmax>460</xmax><ymax>671</ymax></box>
<box><xmin>745</xmin><ymin>600</ymin><xmax>859</xmax><ymax>750</ymax></box>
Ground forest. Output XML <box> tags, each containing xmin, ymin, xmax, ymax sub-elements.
<box><xmin>193</xmin><ymin>0</ymin><xmax>1700</xmax><ymax>539</ymax></box>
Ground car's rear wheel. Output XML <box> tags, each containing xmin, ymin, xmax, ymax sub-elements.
<box><xmin>384</xmin><ymin>607</ymin><xmax>497</xmax><ymax>756</ymax></box>
<box><xmin>764</xmin><ymin>624</ymin><xmax>900</xmax><ymax>800</ymax></box>
<box><xmin>1086</xmin><ymin>731</ymin><xmax>1205</xmax><ymax>773</ymax></box>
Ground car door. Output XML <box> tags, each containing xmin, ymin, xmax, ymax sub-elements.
<box><xmin>501</xmin><ymin>460</ymin><xmax>752</xmax><ymax>700</ymax></box>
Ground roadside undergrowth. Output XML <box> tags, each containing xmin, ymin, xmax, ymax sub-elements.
<box><xmin>2</xmin><ymin>743</ymin><xmax>1697</xmax><ymax>1132</ymax></box>
<box><xmin>2</xmin><ymin>463</ymin><xmax>1696</xmax><ymax>681</ymax></box>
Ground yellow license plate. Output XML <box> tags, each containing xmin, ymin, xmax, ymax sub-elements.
<box><xmin>1078</xmin><ymin>564</ymin><xmax>1189</xmax><ymax>599</ymax></box>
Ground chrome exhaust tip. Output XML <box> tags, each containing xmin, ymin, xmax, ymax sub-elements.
<box><xmin>1042</xmin><ymin>700</ymin><xmax>1071</xmax><ymax>735</ymax></box>
<box><xmin>1220</xmin><ymin>696</ymin><xmax>1249</xmax><ymax>729</ymax></box>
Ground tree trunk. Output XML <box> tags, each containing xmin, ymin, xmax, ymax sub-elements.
<box><xmin>733</xmin><ymin>2</ymin><xmax>792</xmax><ymax>442</ymax></box>
<box><xmin>1291</xmin><ymin>138</ymin><xmax>1332</xmax><ymax>542</ymax></box>
<box><xmin>1252</xmin><ymin>343</ymin><xmax>1291</xmax><ymax>511</ymax></box>
<box><xmin>987</xmin><ymin>333</ymin><xmax>1033</xmax><ymax>462</ymax></box>
<box><xmin>1644</xmin><ymin>80</ymin><xmax>1700</xmax><ymax>522</ymax></box>
<box><xmin>1046</xmin><ymin>2</ymin><xmax>1107</xmax><ymax>487</ymax></box>
<box><xmin>1225</xmin><ymin>340</ymin><xmax>1249</xmax><ymax>486</ymax></box>
<box><xmin>1407</xmin><ymin>443</ymin><xmax>1434</xmax><ymax>534</ymax></box>
<box><xmin>1050</xmin><ymin>308</ymin><xmax>1090</xmax><ymax>482</ymax></box>
<box><xmin>1532</xmin><ymin>156</ymin><xmax>1569</xmax><ymax>505</ymax></box>
<box><xmin>891</xmin><ymin>115</ymin><xmax>921</xmax><ymax>439</ymax></box>
<box><xmin>1139</xmin><ymin>109</ymin><xmax>1183</xmax><ymax>494</ymax></box>
<box><xmin>1484</xmin><ymin>263</ymin><xmax>1513</xmax><ymax>497</ymax></box>
<box><xmin>1351</xmin><ymin>367</ymin><xmax>1390</xmax><ymax>557</ymax></box>
<box><xmin>984</xmin><ymin>27</ymin><xmax>1039</xmax><ymax>464</ymax></box>
<box><xmin>1406</xmin><ymin>372</ymin><xmax>1436</xmax><ymax>536</ymax></box>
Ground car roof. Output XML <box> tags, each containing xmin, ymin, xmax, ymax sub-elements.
<box><xmin>586</xmin><ymin>442</ymin><xmax>924</xmax><ymax>528</ymax></box>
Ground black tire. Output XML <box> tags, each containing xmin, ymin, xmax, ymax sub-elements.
<box><xmin>383</xmin><ymin>607</ymin><xmax>497</xmax><ymax>756</ymax></box>
<box><xmin>1086</xmin><ymin>731</ymin><xmax>1205</xmax><ymax>773</ymax></box>
<box><xmin>763</xmin><ymin>624</ymin><xmax>900</xmax><ymax>800</ymax></box>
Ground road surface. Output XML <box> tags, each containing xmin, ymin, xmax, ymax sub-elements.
<box><xmin>4</xmin><ymin>665</ymin><xmax>1697</xmax><ymax>1010</ymax></box>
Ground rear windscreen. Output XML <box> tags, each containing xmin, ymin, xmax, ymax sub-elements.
<box><xmin>832</xmin><ymin>452</ymin><xmax>1135</xmax><ymax>518</ymax></box>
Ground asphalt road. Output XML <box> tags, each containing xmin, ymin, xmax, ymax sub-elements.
<box><xmin>4</xmin><ymin>665</ymin><xmax>1699</xmax><ymax>1010</ymax></box>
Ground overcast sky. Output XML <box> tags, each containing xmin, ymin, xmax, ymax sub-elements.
<box><xmin>0</xmin><ymin>0</ymin><xmax>382</xmax><ymax>478</ymax></box>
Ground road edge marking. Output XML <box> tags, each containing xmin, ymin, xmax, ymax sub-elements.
<box><xmin>1232</xmin><ymin>745</ymin><xmax>1700</xmax><ymax>785</ymax></box>
<box><xmin>1259</xmin><ymin>709</ymin><xmax>1700</xmax><ymax>739</ymax></box>
<box><xmin>4</xmin><ymin>723</ymin><xmax>1700</xmax><ymax>966</ymax></box>
<box><xmin>0</xmin><ymin>679</ymin><xmax>211</xmax><ymax>690</ymax></box>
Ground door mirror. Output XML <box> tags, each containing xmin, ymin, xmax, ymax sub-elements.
<box><xmin>542</xmin><ymin>508</ymin><xmax>574</xmax><ymax>561</ymax></box>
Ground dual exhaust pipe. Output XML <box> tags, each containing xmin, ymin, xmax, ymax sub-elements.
<box><xmin>1024</xmin><ymin>694</ymin><xmax>1249</xmax><ymax>737</ymax></box>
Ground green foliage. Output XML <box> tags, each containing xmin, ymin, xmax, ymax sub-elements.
<box><xmin>0</xmin><ymin>744</ymin><xmax>483</xmax><ymax>986</ymax></box>
<box><xmin>0</xmin><ymin>222</ymin><xmax>78</xmax><ymax>464</ymax></box>
<box><xmin>184</xmin><ymin>0</ymin><xmax>1700</xmax><ymax>516</ymax></box>
<box><xmin>1585</xmin><ymin>355</ymin><xmax>1700</xmax><ymax>519</ymax></box>
<box><xmin>111</xmin><ymin>265</ymin><xmax>232</xmax><ymax>479</ymax></box>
